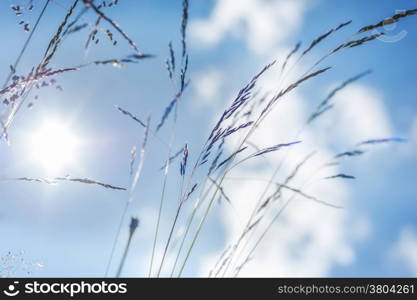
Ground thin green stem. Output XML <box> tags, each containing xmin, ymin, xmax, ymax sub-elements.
<box><xmin>169</xmin><ymin>176</ymin><xmax>212</xmax><ymax>277</ymax></box>
<box><xmin>148</xmin><ymin>106</ymin><xmax>178</xmax><ymax>277</ymax></box>
<box><xmin>115</xmin><ymin>233</ymin><xmax>133</xmax><ymax>278</ymax></box>
<box><xmin>105</xmin><ymin>202</ymin><xmax>129</xmax><ymax>276</ymax></box>
<box><xmin>3</xmin><ymin>0</ymin><xmax>51</xmax><ymax>88</ymax></box>
<box><xmin>177</xmin><ymin>179</ymin><xmax>220</xmax><ymax>277</ymax></box>
<box><xmin>156</xmin><ymin>204</ymin><xmax>182</xmax><ymax>277</ymax></box>
<box><xmin>233</xmin><ymin>164</ymin><xmax>332</xmax><ymax>277</ymax></box>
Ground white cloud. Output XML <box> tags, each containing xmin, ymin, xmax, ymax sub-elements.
<box><xmin>198</xmin><ymin>72</ymin><xmax>375</xmax><ymax>276</ymax></box>
<box><xmin>192</xmin><ymin>69</ymin><xmax>224</xmax><ymax>108</ymax></box>
<box><xmin>190</xmin><ymin>0</ymin><xmax>309</xmax><ymax>55</ymax></box>
<box><xmin>410</xmin><ymin>117</ymin><xmax>417</xmax><ymax>145</ymax></box>
<box><xmin>399</xmin><ymin>115</ymin><xmax>417</xmax><ymax>158</ymax></box>
<box><xmin>317</xmin><ymin>84</ymin><xmax>393</xmax><ymax>147</ymax></box>
<box><xmin>191</xmin><ymin>0</ymin><xmax>389</xmax><ymax>277</ymax></box>
<box><xmin>350</xmin><ymin>216</ymin><xmax>372</xmax><ymax>241</ymax></box>
<box><xmin>391</xmin><ymin>226</ymin><xmax>417</xmax><ymax>276</ymax></box>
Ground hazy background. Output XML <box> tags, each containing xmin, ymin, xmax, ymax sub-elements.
<box><xmin>0</xmin><ymin>0</ymin><xmax>416</xmax><ymax>277</ymax></box>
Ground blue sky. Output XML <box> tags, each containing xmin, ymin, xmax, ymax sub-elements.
<box><xmin>0</xmin><ymin>0</ymin><xmax>417</xmax><ymax>277</ymax></box>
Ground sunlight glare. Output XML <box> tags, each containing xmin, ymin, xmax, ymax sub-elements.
<box><xmin>31</xmin><ymin>119</ymin><xmax>81</xmax><ymax>173</ymax></box>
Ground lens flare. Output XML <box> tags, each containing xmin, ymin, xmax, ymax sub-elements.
<box><xmin>30</xmin><ymin>119</ymin><xmax>81</xmax><ymax>173</ymax></box>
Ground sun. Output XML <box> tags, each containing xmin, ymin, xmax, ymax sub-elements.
<box><xmin>30</xmin><ymin>119</ymin><xmax>81</xmax><ymax>173</ymax></box>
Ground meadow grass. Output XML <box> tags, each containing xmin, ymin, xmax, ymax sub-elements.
<box><xmin>0</xmin><ymin>0</ymin><xmax>415</xmax><ymax>278</ymax></box>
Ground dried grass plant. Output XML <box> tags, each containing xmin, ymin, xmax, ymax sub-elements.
<box><xmin>0</xmin><ymin>0</ymin><xmax>414</xmax><ymax>277</ymax></box>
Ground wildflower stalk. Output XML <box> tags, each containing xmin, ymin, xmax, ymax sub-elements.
<box><xmin>115</xmin><ymin>217</ymin><xmax>139</xmax><ymax>278</ymax></box>
<box><xmin>149</xmin><ymin>82</ymin><xmax>180</xmax><ymax>278</ymax></box>
<box><xmin>176</xmin><ymin>63</ymin><xmax>330</xmax><ymax>276</ymax></box>
<box><xmin>169</xmin><ymin>176</ymin><xmax>213</xmax><ymax>276</ymax></box>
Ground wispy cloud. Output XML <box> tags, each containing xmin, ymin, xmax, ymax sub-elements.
<box><xmin>190</xmin><ymin>0</ymin><xmax>308</xmax><ymax>55</ymax></box>
<box><xmin>193</xmin><ymin>69</ymin><xmax>224</xmax><ymax>108</ymax></box>
<box><xmin>317</xmin><ymin>84</ymin><xmax>393</xmax><ymax>147</ymax></box>
<box><xmin>191</xmin><ymin>0</ymin><xmax>398</xmax><ymax>277</ymax></box>
<box><xmin>390</xmin><ymin>226</ymin><xmax>417</xmax><ymax>276</ymax></box>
